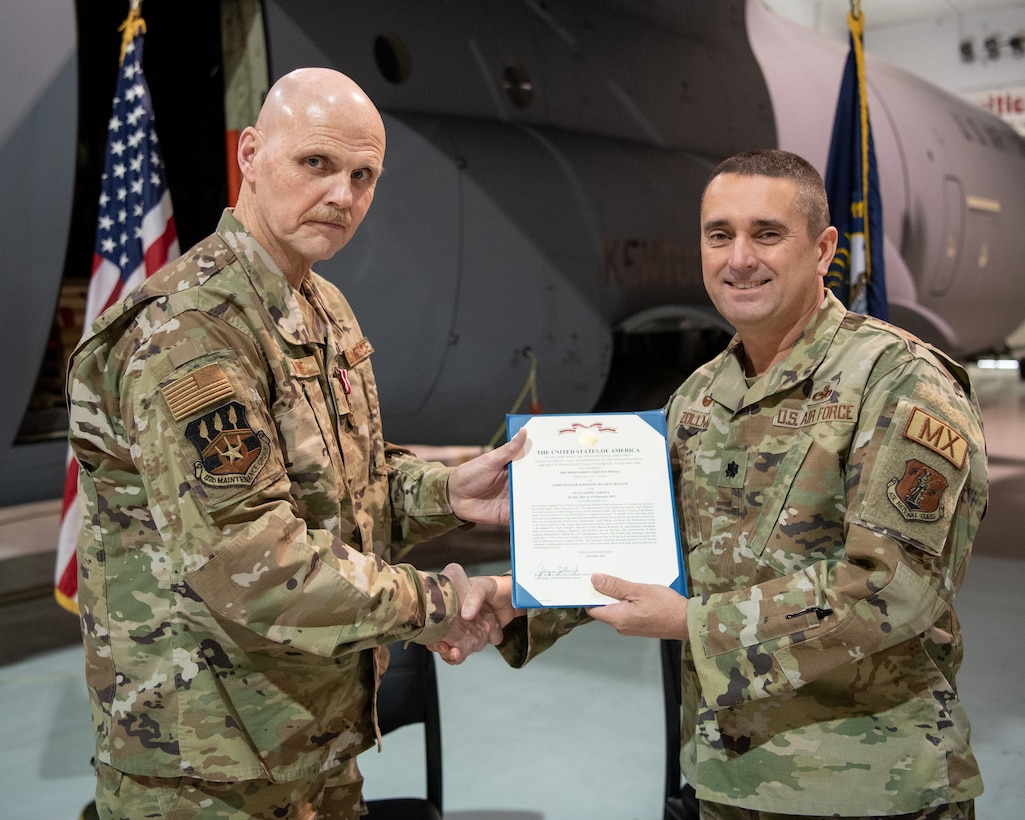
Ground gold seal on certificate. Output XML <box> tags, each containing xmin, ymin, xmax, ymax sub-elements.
<box><xmin>507</xmin><ymin>410</ymin><xmax>686</xmax><ymax>608</ymax></box>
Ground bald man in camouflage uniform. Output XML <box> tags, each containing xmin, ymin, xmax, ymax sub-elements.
<box><xmin>68</xmin><ymin>68</ymin><xmax>521</xmax><ymax>819</ymax></box>
<box><xmin>459</xmin><ymin>150</ymin><xmax>987</xmax><ymax>819</ymax></box>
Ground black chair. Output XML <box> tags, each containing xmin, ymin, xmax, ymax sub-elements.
<box><xmin>660</xmin><ymin>639</ymin><xmax>700</xmax><ymax>820</ymax></box>
<box><xmin>364</xmin><ymin>641</ymin><xmax>444</xmax><ymax>820</ymax></box>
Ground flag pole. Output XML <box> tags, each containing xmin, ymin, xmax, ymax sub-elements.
<box><xmin>851</xmin><ymin>7</ymin><xmax>869</xmax><ymax>299</ymax></box>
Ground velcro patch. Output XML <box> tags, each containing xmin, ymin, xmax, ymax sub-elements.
<box><xmin>886</xmin><ymin>459</ymin><xmax>949</xmax><ymax>522</ymax></box>
<box><xmin>677</xmin><ymin>409</ymin><xmax>710</xmax><ymax>430</ymax></box>
<box><xmin>677</xmin><ymin>394</ymin><xmax>712</xmax><ymax>430</ymax></box>
<box><xmin>343</xmin><ymin>337</ymin><xmax>374</xmax><ymax>367</ymax></box>
<box><xmin>161</xmin><ymin>363</ymin><xmax>235</xmax><ymax>421</ymax></box>
<box><xmin>185</xmin><ymin>401</ymin><xmax>271</xmax><ymax>488</ymax></box>
<box><xmin>290</xmin><ymin>356</ymin><xmax>320</xmax><ymax>378</ymax></box>
<box><xmin>903</xmin><ymin>407</ymin><xmax>968</xmax><ymax>469</ymax></box>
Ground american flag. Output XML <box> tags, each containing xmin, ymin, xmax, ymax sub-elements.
<box><xmin>55</xmin><ymin>13</ymin><xmax>178</xmax><ymax>613</ymax></box>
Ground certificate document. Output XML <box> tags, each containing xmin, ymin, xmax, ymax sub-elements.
<box><xmin>507</xmin><ymin>410</ymin><xmax>685</xmax><ymax>608</ymax></box>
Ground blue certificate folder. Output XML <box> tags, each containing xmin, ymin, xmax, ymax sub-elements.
<box><xmin>507</xmin><ymin>410</ymin><xmax>686</xmax><ymax>609</ymax></box>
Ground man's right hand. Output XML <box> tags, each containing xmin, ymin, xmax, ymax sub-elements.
<box><xmin>460</xmin><ymin>575</ymin><xmax>522</xmax><ymax>626</ymax></box>
<box><xmin>430</xmin><ymin>575</ymin><xmax>524</xmax><ymax>665</ymax></box>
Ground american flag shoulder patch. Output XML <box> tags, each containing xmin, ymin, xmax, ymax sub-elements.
<box><xmin>161</xmin><ymin>363</ymin><xmax>235</xmax><ymax>421</ymax></box>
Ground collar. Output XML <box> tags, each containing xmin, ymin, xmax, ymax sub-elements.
<box><xmin>708</xmin><ymin>290</ymin><xmax>847</xmax><ymax>412</ymax></box>
<box><xmin>216</xmin><ymin>209</ymin><xmax>324</xmax><ymax>348</ymax></box>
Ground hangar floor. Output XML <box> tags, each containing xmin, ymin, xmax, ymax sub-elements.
<box><xmin>1</xmin><ymin>364</ymin><xmax>1022</xmax><ymax>819</ymax></box>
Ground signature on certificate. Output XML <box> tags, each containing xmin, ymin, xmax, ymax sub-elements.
<box><xmin>534</xmin><ymin>563</ymin><xmax>581</xmax><ymax>579</ymax></box>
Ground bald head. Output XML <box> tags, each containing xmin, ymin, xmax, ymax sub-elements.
<box><xmin>234</xmin><ymin>69</ymin><xmax>386</xmax><ymax>286</ymax></box>
<box><xmin>256</xmin><ymin>68</ymin><xmax>386</xmax><ymax>152</ymax></box>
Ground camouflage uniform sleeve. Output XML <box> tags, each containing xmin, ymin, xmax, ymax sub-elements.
<box><xmin>496</xmin><ymin>607</ymin><xmax>592</xmax><ymax>667</ymax></box>
<box><xmin>384</xmin><ymin>446</ymin><xmax>466</xmax><ymax>550</ymax></box>
<box><xmin>126</xmin><ymin>310</ymin><xmax>458</xmax><ymax>654</ymax></box>
<box><xmin>687</xmin><ymin>355</ymin><xmax>986</xmax><ymax>710</ymax></box>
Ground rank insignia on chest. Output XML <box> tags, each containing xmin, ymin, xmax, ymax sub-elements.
<box><xmin>886</xmin><ymin>458</ymin><xmax>948</xmax><ymax>521</ymax></box>
<box><xmin>185</xmin><ymin>401</ymin><xmax>272</xmax><ymax>487</ymax></box>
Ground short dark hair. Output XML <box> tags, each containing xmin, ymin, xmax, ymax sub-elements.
<box><xmin>703</xmin><ymin>149</ymin><xmax>831</xmax><ymax>238</ymax></box>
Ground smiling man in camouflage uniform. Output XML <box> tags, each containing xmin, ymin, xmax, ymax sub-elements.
<box><xmin>457</xmin><ymin>150</ymin><xmax>987</xmax><ymax>819</ymax></box>
<box><xmin>67</xmin><ymin>67</ymin><xmax>521</xmax><ymax>819</ymax></box>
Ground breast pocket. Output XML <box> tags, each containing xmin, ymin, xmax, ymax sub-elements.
<box><xmin>337</xmin><ymin>357</ymin><xmax>387</xmax><ymax>479</ymax></box>
<box><xmin>754</xmin><ymin>433</ymin><xmax>846</xmax><ymax>572</ymax></box>
<box><xmin>272</xmin><ymin>357</ymin><xmax>341</xmax><ymax>519</ymax></box>
<box><xmin>680</xmin><ymin>431</ymin><xmax>842</xmax><ymax>577</ymax></box>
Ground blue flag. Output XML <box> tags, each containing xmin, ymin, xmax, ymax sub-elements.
<box><xmin>824</xmin><ymin>12</ymin><xmax>887</xmax><ymax>319</ymax></box>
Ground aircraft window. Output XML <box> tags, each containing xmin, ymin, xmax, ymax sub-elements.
<box><xmin>503</xmin><ymin>64</ymin><xmax>534</xmax><ymax>109</ymax></box>
<box><xmin>374</xmin><ymin>33</ymin><xmax>412</xmax><ymax>84</ymax></box>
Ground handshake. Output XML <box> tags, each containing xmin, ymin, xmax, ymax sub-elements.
<box><xmin>427</xmin><ymin>564</ymin><xmax>523</xmax><ymax>665</ymax></box>
<box><xmin>426</xmin><ymin>562</ymin><xmax>691</xmax><ymax>663</ymax></box>
<box><xmin>424</xmin><ymin>426</ymin><xmax>689</xmax><ymax>663</ymax></box>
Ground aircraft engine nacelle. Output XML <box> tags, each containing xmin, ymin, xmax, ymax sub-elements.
<box><xmin>264</xmin><ymin>0</ymin><xmax>774</xmax><ymax>444</ymax></box>
<box><xmin>325</xmin><ymin>113</ymin><xmax>723</xmax><ymax>444</ymax></box>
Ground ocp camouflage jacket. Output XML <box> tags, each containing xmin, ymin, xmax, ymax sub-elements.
<box><xmin>68</xmin><ymin>209</ymin><xmax>462</xmax><ymax>782</ymax></box>
<box><xmin>669</xmin><ymin>290</ymin><xmax>986</xmax><ymax>814</ymax></box>
<box><xmin>499</xmin><ymin>291</ymin><xmax>987</xmax><ymax>815</ymax></box>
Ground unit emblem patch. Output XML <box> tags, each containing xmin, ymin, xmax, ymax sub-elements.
<box><xmin>185</xmin><ymin>401</ymin><xmax>271</xmax><ymax>487</ymax></box>
<box><xmin>886</xmin><ymin>458</ymin><xmax>948</xmax><ymax>522</ymax></box>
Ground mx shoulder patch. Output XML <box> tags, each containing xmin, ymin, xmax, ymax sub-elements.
<box><xmin>903</xmin><ymin>407</ymin><xmax>968</xmax><ymax>469</ymax></box>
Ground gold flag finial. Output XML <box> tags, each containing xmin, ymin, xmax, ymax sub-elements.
<box><xmin>118</xmin><ymin>2</ymin><xmax>147</xmax><ymax>66</ymax></box>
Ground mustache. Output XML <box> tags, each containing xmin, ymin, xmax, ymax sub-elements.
<box><xmin>303</xmin><ymin>208</ymin><xmax>352</xmax><ymax>228</ymax></box>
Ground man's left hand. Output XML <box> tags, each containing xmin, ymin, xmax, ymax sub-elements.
<box><xmin>448</xmin><ymin>429</ymin><xmax>527</xmax><ymax>524</ymax></box>
<box><xmin>587</xmin><ymin>573</ymin><xmax>689</xmax><ymax>640</ymax></box>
